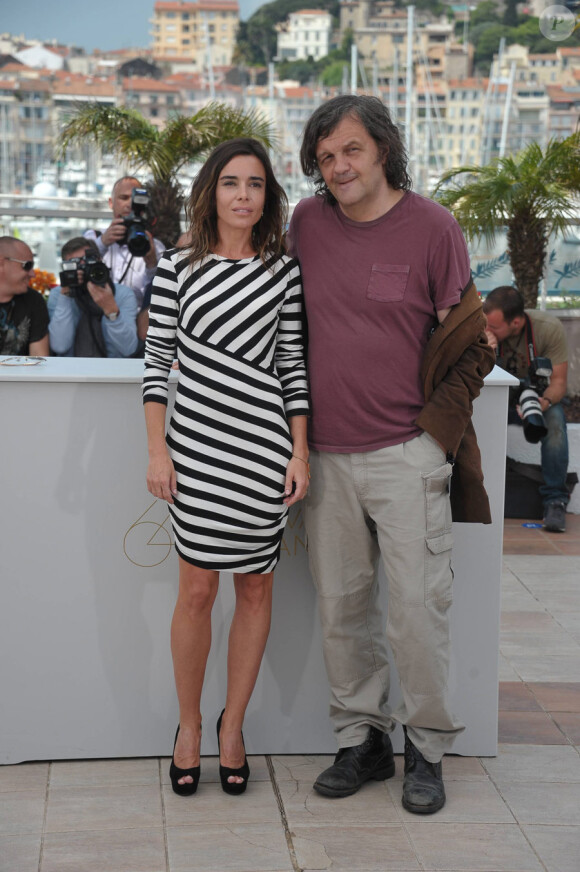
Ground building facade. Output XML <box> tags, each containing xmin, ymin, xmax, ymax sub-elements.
<box><xmin>151</xmin><ymin>0</ymin><xmax>239</xmax><ymax>69</ymax></box>
<box><xmin>276</xmin><ymin>9</ymin><xmax>333</xmax><ymax>62</ymax></box>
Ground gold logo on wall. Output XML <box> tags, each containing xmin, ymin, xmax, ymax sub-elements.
<box><xmin>123</xmin><ymin>501</ymin><xmax>175</xmax><ymax>567</ymax></box>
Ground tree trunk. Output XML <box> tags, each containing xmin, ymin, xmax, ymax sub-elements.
<box><xmin>146</xmin><ymin>178</ymin><xmax>184</xmax><ymax>249</ymax></box>
<box><xmin>506</xmin><ymin>212</ymin><xmax>548</xmax><ymax>309</ymax></box>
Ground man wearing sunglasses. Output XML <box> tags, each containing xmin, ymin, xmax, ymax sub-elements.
<box><xmin>0</xmin><ymin>236</ymin><xmax>49</xmax><ymax>357</ymax></box>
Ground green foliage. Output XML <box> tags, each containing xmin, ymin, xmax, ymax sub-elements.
<box><xmin>433</xmin><ymin>134</ymin><xmax>580</xmax><ymax>308</ymax></box>
<box><xmin>503</xmin><ymin>0</ymin><xmax>518</xmax><ymax>27</ymax></box>
<box><xmin>473</xmin><ymin>23</ymin><xmax>511</xmax><ymax>69</ymax></box>
<box><xmin>58</xmin><ymin>103</ymin><xmax>275</xmax><ymax>184</ymax></box>
<box><xmin>276</xmin><ymin>58</ymin><xmax>318</xmax><ymax>84</ymax></box>
<box><xmin>470</xmin><ymin>1</ymin><xmax>500</xmax><ymax>28</ymax></box>
<box><xmin>321</xmin><ymin>61</ymin><xmax>348</xmax><ymax>87</ymax></box>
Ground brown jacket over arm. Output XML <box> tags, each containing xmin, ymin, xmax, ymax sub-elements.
<box><xmin>416</xmin><ymin>281</ymin><xmax>496</xmax><ymax>523</ymax></box>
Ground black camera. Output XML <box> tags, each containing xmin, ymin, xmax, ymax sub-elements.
<box><xmin>515</xmin><ymin>357</ymin><xmax>553</xmax><ymax>443</ymax></box>
<box><xmin>59</xmin><ymin>255</ymin><xmax>110</xmax><ymax>297</ymax></box>
<box><xmin>122</xmin><ymin>187</ymin><xmax>151</xmax><ymax>257</ymax></box>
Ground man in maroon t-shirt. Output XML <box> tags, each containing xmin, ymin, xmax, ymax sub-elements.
<box><xmin>287</xmin><ymin>95</ymin><xmax>489</xmax><ymax>815</ymax></box>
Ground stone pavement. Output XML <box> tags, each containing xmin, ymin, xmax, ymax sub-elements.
<box><xmin>1</xmin><ymin>523</ymin><xmax>579</xmax><ymax>871</ymax></box>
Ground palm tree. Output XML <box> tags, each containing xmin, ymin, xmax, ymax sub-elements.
<box><xmin>58</xmin><ymin>102</ymin><xmax>276</xmax><ymax>247</ymax></box>
<box><xmin>433</xmin><ymin>133</ymin><xmax>580</xmax><ymax>308</ymax></box>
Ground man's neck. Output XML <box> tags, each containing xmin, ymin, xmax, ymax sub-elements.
<box><xmin>337</xmin><ymin>186</ymin><xmax>406</xmax><ymax>223</ymax></box>
<box><xmin>0</xmin><ymin>289</ymin><xmax>14</xmax><ymax>305</ymax></box>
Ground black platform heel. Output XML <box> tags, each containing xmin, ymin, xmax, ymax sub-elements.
<box><xmin>217</xmin><ymin>709</ymin><xmax>250</xmax><ymax>795</ymax></box>
<box><xmin>169</xmin><ymin>725</ymin><xmax>200</xmax><ymax>796</ymax></box>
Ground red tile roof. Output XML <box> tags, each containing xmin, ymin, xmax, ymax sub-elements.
<box><xmin>121</xmin><ymin>76</ymin><xmax>180</xmax><ymax>92</ymax></box>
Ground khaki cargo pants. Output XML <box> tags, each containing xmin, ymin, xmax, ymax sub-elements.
<box><xmin>305</xmin><ymin>432</ymin><xmax>465</xmax><ymax>763</ymax></box>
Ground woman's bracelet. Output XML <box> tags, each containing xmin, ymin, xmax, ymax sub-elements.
<box><xmin>292</xmin><ymin>454</ymin><xmax>311</xmax><ymax>478</ymax></box>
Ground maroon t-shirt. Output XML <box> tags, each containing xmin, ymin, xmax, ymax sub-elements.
<box><xmin>287</xmin><ymin>191</ymin><xmax>471</xmax><ymax>452</ymax></box>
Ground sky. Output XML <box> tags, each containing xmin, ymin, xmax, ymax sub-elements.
<box><xmin>1</xmin><ymin>0</ymin><xmax>265</xmax><ymax>53</ymax></box>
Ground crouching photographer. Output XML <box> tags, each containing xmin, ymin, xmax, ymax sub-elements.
<box><xmin>48</xmin><ymin>238</ymin><xmax>138</xmax><ymax>358</ymax></box>
<box><xmin>483</xmin><ymin>285</ymin><xmax>569</xmax><ymax>532</ymax></box>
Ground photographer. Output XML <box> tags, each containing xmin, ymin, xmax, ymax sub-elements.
<box><xmin>84</xmin><ymin>176</ymin><xmax>165</xmax><ymax>310</ymax></box>
<box><xmin>483</xmin><ymin>285</ymin><xmax>569</xmax><ymax>531</ymax></box>
<box><xmin>48</xmin><ymin>238</ymin><xmax>138</xmax><ymax>358</ymax></box>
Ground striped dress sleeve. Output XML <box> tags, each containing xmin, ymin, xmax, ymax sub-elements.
<box><xmin>143</xmin><ymin>252</ymin><xmax>179</xmax><ymax>405</ymax></box>
<box><xmin>275</xmin><ymin>259</ymin><xmax>309</xmax><ymax>419</ymax></box>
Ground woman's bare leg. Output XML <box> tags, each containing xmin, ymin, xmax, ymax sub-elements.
<box><xmin>219</xmin><ymin>571</ymin><xmax>274</xmax><ymax>783</ymax></box>
<box><xmin>171</xmin><ymin>557</ymin><xmax>219</xmax><ymax>785</ymax></box>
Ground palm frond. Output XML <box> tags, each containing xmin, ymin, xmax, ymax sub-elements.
<box><xmin>58</xmin><ymin>104</ymin><xmax>161</xmax><ymax>169</ymax></box>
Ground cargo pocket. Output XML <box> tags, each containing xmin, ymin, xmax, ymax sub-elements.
<box><xmin>423</xmin><ymin>463</ymin><xmax>453</xmax><ymax>537</ymax></box>
<box><xmin>423</xmin><ymin>465</ymin><xmax>454</xmax><ymax>602</ymax></box>
<box><xmin>366</xmin><ymin>263</ymin><xmax>410</xmax><ymax>302</ymax></box>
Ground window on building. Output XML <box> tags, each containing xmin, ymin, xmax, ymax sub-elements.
<box><xmin>151</xmin><ymin>108</ymin><xmax>158</xmax><ymax>117</ymax></box>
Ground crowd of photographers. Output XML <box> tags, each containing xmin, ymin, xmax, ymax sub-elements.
<box><xmin>0</xmin><ymin>176</ymin><xmax>164</xmax><ymax>361</ymax></box>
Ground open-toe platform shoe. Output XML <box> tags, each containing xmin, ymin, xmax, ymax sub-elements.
<box><xmin>216</xmin><ymin>709</ymin><xmax>250</xmax><ymax>795</ymax></box>
<box><xmin>169</xmin><ymin>725</ymin><xmax>200</xmax><ymax>797</ymax></box>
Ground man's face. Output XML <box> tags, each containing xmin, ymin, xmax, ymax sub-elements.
<box><xmin>0</xmin><ymin>243</ymin><xmax>35</xmax><ymax>298</ymax></box>
<box><xmin>109</xmin><ymin>178</ymin><xmax>140</xmax><ymax>219</ymax></box>
<box><xmin>315</xmin><ymin>115</ymin><xmax>388</xmax><ymax>218</ymax></box>
<box><xmin>485</xmin><ymin>309</ymin><xmax>523</xmax><ymax>342</ymax></box>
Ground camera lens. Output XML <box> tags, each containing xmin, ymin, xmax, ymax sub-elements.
<box><xmin>519</xmin><ymin>388</ymin><xmax>548</xmax><ymax>443</ymax></box>
<box><xmin>127</xmin><ymin>224</ymin><xmax>150</xmax><ymax>257</ymax></box>
<box><xmin>84</xmin><ymin>260</ymin><xmax>110</xmax><ymax>287</ymax></box>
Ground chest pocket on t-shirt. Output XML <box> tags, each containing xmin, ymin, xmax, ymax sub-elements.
<box><xmin>366</xmin><ymin>263</ymin><xmax>410</xmax><ymax>303</ymax></box>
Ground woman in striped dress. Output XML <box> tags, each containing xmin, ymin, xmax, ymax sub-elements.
<box><xmin>143</xmin><ymin>139</ymin><xmax>309</xmax><ymax>797</ymax></box>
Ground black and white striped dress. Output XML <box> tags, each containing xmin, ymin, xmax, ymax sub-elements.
<box><xmin>143</xmin><ymin>249</ymin><xmax>309</xmax><ymax>574</ymax></box>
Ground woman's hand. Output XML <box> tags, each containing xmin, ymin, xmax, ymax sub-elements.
<box><xmin>283</xmin><ymin>456</ymin><xmax>309</xmax><ymax>507</ymax></box>
<box><xmin>147</xmin><ymin>451</ymin><xmax>178</xmax><ymax>504</ymax></box>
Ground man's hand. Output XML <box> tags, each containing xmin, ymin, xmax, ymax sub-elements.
<box><xmin>100</xmin><ymin>217</ymin><xmax>127</xmax><ymax>248</ymax></box>
<box><xmin>484</xmin><ymin>328</ymin><xmax>498</xmax><ymax>351</ymax></box>
<box><xmin>87</xmin><ymin>281</ymin><xmax>119</xmax><ymax>318</ymax></box>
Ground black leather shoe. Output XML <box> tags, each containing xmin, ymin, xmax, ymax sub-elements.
<box><xmin>402</xmin><ymin>728</ymin><xmax>445</xmax><ymax>814</ymax></box>
<box><xmin>313</xmin><ymin>726</ymin><xmax>395</xmax><ymax>798</ymax></box>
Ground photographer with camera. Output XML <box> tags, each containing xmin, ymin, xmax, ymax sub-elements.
<box><xmin>47</xmin><ymin>238</ymin><xmax>138</xmax><ymax>358</ymax></box>
<box><xmin>84</xmin><ymin>176</ymin><xmax>165</xmax><ymax>310</ymax></box>
<box><xmin>483</xmin><ymin>285</ymin><xmax>569</xmax><ymax>532</ymax></box>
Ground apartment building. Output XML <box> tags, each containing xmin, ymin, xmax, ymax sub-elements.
<box><xmin>151</xmin><ymin>0</ymin><xmax>239</xmax><ymax>69</ymax></box>
<box><xmin>340</xmin><ymin>0</ymin><xmax>454</xmax><ymax>75</ymax></box>
<box><xmin>547</xmin><ymin>81</ymin><xmax>580</xmax><ymax>139</ymax></box>
<box><xmin>276</xmin><ymin>9</ymin><xmax>333</xmax><ymax>62</ymax></box>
